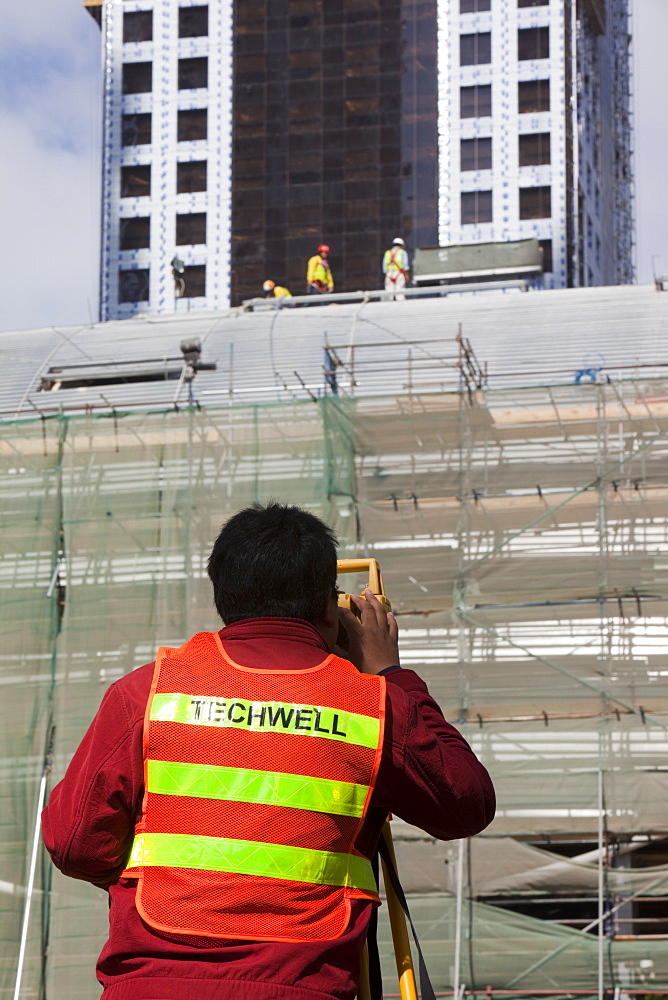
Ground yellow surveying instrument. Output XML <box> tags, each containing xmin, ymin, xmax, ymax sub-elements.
<box><xmin>336</xmin><ymin>559</ymin><xmax>419</xmax><ymax>1000</ymax></box>
<box><xmin>336</xmin><ymin>558</ymin><xmax>392</xmax><ymax>616</ymax></box>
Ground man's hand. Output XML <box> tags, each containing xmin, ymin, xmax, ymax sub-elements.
<box><xmin>336</xmin><ymin>590</ymin><xmax>400</xmax><ymax>675</ymax></box>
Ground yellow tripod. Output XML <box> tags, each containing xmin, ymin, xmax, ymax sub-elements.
<box><xmin>337</xmin><ymin>559</ymin><xmax>419</xmax><ymax>1000</ymax></box>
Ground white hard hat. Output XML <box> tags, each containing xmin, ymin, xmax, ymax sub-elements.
<box><xmin>392</xmin><ymin>237</ymin><xmax>405</xmax><ymax>246</ymax></box>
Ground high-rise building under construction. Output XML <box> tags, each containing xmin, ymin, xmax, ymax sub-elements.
<box><xmin>86</xmin><ymin>0</ymin><xmax>633</xmax><ymax>319</ymax></box>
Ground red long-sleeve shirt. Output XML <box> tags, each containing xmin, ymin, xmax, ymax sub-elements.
<box><xmin>43</xmin><ymin>619</ymin><xmax>494</xmax><ymax>1000</ymax></box>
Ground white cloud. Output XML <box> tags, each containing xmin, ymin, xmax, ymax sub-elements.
<box><xmin>0</xmin><ymin>105</ymin><xmax>100</xmax><ymax>331</ymax></box>
<box><xmin>0</xmin><ymin>0</ymin><xmax>102</xmax><ymax>332</ymax></box>
<box><xmin>0</xmin><ymin>0</ymin><xmax>100</xmax><ymax>65</ymax></box>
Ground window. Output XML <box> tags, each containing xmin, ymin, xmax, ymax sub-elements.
<box><xmin>122</xmin><ymin>61</ymin><xmax>152</xmax><ymax>94</ymax></box>
<box><xmin>539</xmin><ymin>239</ymin><xmax>552</xmax><ymax>272</ymax></box>
<box><xmin>460</xmin><ymin>0</ymin><xmax>490</xmax><ymax>10</ymax></box>
<box><xmin>183</xmin><ymin>265</ymin><xmax>206</xmax><ymax>298</ymax></box>
<box><xmin>460</xmin><ymin>84</ymin><xmax>492</xmax><ymax>118</ymax></box>
<box><xmin>121</xmin><ymin>165</ymin><xmax>151</xmax><ymax>197</ymax></box>
<box><xmin>119</xmin><ymin>216</ymin><xmax>150</xmax><ymax>250</ymax></box>
<box><xmin>179</xmin><ymin>5</ymin><xmax>208</xmax><ymax>37</ymax></box>
<box><xmin>121</xmin><ymin>113</ymin><xmax>152</xmax><ymax>146</ymax></box>
<box><xmin>519</xmin><ymin>186</ymin><xmax>551</xmax><ymax>219</ymax></box>
<box><xmin>518</xmin><ymin>79</ymin><xmax>550</xmax><ymax>112</ymax></box>
<box><xmin>461</xmin><ymin>190</ymin><xmax>492</xmax><ymax>224</ymax></box>
<box><xmin>177</xmin><ymin>161</ymin><xmax>207</xmax><ymax>193</ymax></box>
<box><xmin>518</xmin><ymin>132</ymin><xmax>551</xmax><ymax>166</ymax></box>
<box><xmin>177</xmin><ymin>108</ymin><xmax>207</xmax><ymax>141</ymax></box>
<box><xmin>123</xmin><ymin>10</ymin><xmax>152</xmax><ymax>42</ymax></box>
<box><xmin>518</xmin><ymin>0</ymin><xmax>548</xmax><ymax>6</ymax></box>
<box><xmin>518</xmin><ymin>27</ymin><xmax>549</xmax><ymax>60</ymax></box>
<box><xmin>461</xmin><ymin>137</ymin><xmax>492</xmax><ymax>171</ymax></box>
<box><xmin>119</xmin><ymin>269</ymin><xmax>149</xmax><ymax>303</ymax></box>
<box><xmin>178</xmin><ymin>57</ymin><xmax>208</xmax><ymax>90</ymax></box>
<box><xmin>176</xmin><ymin>212</ymin><xmax>206</xmax><ymax>245</ymax></box>
<box><xmin>460</xmin><ymin>32</ymin><xmax>491</xmax><ymax>66</ymax></box>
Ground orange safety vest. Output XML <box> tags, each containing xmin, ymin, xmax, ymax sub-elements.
<box><xmin>122</xmin><ymin>631</ymin><xmax>385</xmax><ymax>941</ymax></box>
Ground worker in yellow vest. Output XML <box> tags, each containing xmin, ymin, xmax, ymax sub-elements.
<box><xmin>306</xmin><ymin>244</ymin><xmax>334</xmax><ymax>294</ymax></box>
<box><xmin>263</xmin><ymin>279</ymin><xmax>292</xmax><ymax>299</ymax></box>
<box><xmin>382</xmin><ymin>237</ymin><xmax>411</xmax><ymax>300</ymax></box>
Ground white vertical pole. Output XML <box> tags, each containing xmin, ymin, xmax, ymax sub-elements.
<box><xmin>453</xmin><ymin>838</ymin><xmax>465</xmax><ymax>996</ymax></box>
<box><xmin>12</xmin><ymin>767</ymin><xmax>49</xmax><ymax>1000</ymax></box>
<box><xmin>598</xmin><ymin>764</ymin><xmax>605</xmax><ymax>1000</ymax></box>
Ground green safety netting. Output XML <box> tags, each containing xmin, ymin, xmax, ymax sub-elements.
<box><xmin>1</xmin><ymin>383</ymin><xmax>668</xmax><ymax>997</ymax></box>
<box><xmin>375</xmin><ymin>895</ymin><xmax>668</xmax><ymax>993</ymax></box>
<box><xmin>0</xmin><ymin>421</ymin><xmax>62</xmax><ymax>997</ymax></box>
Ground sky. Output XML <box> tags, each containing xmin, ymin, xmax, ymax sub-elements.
<box><xmin>0</xmin><ymin>0</ymin><xmax>666</xmax><ymax>333</ymax></box>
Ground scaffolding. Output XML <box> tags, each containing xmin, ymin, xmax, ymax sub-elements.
<box><xmin>2</xmin><ymin>367</ymin><xmax>668</xmax><ymax>997</ymax></box>
<box><xmin>609</xmin><ymin>0</ymin><xmax>635</xmax><ymax>285</ymax></box>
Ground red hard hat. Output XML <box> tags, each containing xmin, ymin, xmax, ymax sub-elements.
<box><xmin>317</xmin><ymin>244</ymin><xmax>330</xmax><ymax>254</ymax></box>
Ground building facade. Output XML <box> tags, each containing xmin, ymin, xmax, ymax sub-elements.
<box><xmin>87</xmin><ymin>0</ymin><xmax>632</xmax><ymax>319</ymax></box>
<box><xmin>89</xmin><ymin>0</ymin><xmax>234</xmax><ymax>320</ymax></box>
<box><xmin>88</xmin><ymin>0</ymin><xmax>439</xmax><ymax>317</ymax></box>
<box><xmin>437</xmin><ymin>0</ymin><xmax>634</xmax><ymax>288</ymax></box>
<box><xmin>229</xmin><ymin>0</ymin><xmax>439</xmax><ymax>303</ymax></box>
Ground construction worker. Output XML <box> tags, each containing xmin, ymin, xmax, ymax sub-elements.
<box><xmin>382</xmin><ymin>237</ymin><xmax>411</xmax><ymax>300</ymax></box>
<box><xmin>42</xmin><ymin>503</ymin><xmax>494</xmax><ymax>1000</ymax></box>
<box><xmin>263</xmin><ymin>279</ymin><xmax>292</xmax><ymax>299</ymax></box>
<box><xmin>306</xmin><ymin>243</ymin><xmax>334</xmax><ymax>294</ymax></box>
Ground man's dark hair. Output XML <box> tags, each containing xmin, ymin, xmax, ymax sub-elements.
<box><xmin>207</xmin><ymin>503</ymin><xmax>338</xmax><ymax>624</ymax></box>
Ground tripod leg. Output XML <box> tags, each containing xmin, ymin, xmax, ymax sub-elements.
<box><xmin>357</xmin><ymin>942</ymin><xmax>372</xmax><ymax>1000</ymax></box>
<box><xmin>381</xmin><ymin>823</ymin><xmax>418</xmax><ymax>1000</ymax></box>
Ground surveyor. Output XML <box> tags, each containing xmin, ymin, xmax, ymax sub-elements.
<box><xmin>382</xmin><ymin>237</ymin><xmax>411</xmax><ymax>299</ymax></box>
<box><xmin>43</xmin><ymin>503</ymin><xmax>494</xmax><ymax>1000</ymax></box>
<box><xmin>306</xmin><ymin>244</ymin><xmax>334</xmax><ymax>294</ymax></box>
<box><xmin>263</xmin><ymin>279</ymin><xmax>292</xmax><ymax>299</ymax></box>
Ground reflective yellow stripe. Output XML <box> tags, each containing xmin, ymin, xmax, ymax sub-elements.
<box><xmin>147</xmin><ymin>760</ymin><xmax>368</xmax><ymax>817</ymax></box>
<box><xmin>150</xmin><ymin>692</ymin><xmax>379</xmax><ymax>749</ymax></box>
<box><xmin>127</xmin><ymin>832</ymin><xmax>376</xmax><ymax>892</ymax></box>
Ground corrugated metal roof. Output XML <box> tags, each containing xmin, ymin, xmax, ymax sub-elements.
<box><xmin>0</xmin><ymin>283</ymin><xmax>666</xmax><ymax>422</ymax></box>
